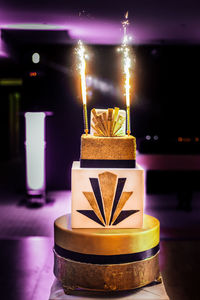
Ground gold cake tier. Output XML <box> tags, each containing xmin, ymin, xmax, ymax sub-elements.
<box><xmin>54</xmin><ymin>214</ymin><xmax>160</xmax><ymax>292</ymax></box>
<box><xmin>54</xmin><ymin>251</ymin><xmax>160</xmax><ymax>292</ymax></box>
<box><xmin>80</xmin><ymin>134</ymin><xmax>136</xmax><ymax>161</ymax></box>
<box><xmin>54</xmin><ymin>214</ymin><xmax>159</xmax><ymax>255</ymax></box>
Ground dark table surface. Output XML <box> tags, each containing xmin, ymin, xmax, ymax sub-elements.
<box><xmin>0</xmin><ymin>237</ymin><xmax>54</xmax><ymax>300</ymax></box>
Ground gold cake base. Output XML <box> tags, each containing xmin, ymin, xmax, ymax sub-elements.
<box><xmin>54</xmin><ymin>251</ymin><xmax>160</xmax><ymax>293</ymax></box>
<box><xmin>54</xmin><ymin>214</ymin><xmax>160</xmax><ymax>293</ymax></box>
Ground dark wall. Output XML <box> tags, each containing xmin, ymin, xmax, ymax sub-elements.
<box><xmin>1</xmin><ymin>43</ymin><xmax>200</xmax><ymax>190</ymax></box>
<box><xmin>134</xmin><ymin>45</ymin><xmax>200</xmax><ymax>138</ymax></box>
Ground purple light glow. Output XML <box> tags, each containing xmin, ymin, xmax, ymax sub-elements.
<box><xmin>25</xmin><ymin>112</ymin><xmax>46</xmax><ymax>196</ymax></box>
<box><xmin>16</xmin><ymin>237</ymin><xmax>54</xmax><ymax>299</ymax></box>
<box><xmin>0</xmin><ymin>19</ymin><xmax>122</xmax><ymax>45</ymax></box>
<box><xmin>1</xmin><ymin>2</ymin><xmax>200</xmax><ymax>44</ymax></box>
<box><xmin>0</xmin><ymin>20</ymin><xmax>158</xmax><ymax>45</ymax></box>
<box><xmin>0</xmin><ymin>29</ymin><xmax>8</xmax><ymax>57</ymax></box>
<box><xmin>68</xmin><ymin>19</ymin><xmax>122</xmax><ymax>44</ymax></box>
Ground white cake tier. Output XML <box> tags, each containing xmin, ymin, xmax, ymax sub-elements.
<box><xmin>71</xmin><ymin>161</ymin><xmax>144</xmax><ymax>229</ymax></box>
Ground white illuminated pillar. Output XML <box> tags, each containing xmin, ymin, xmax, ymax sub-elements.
<box><xmin>32</xmin><ymin>52</ymin><xmax>40</xmax><ymax>64</ymax></box>
<box><xmin>25</xmin><ymin>112</ymin><xmax>46</xmax><ymax>196</ymax></box>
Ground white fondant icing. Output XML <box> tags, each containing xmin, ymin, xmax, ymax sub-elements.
<box><xmin>71</xmin><ymin>161</ymin><xmax>144</xmax><ymax>229</ymax></box>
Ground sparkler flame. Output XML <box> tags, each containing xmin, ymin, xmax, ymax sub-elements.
<box><xmin>124</xmin><ymin>47</ymin><xmax>131</xmax><ymax>107</ymax></box>
<box><xmin>77</xmin><ymin>40</ymin><xmax>87</xmax><ymax>105</ymax></box>
<box><xmin>119</xmin><ymin>12</ymin><xmax>132</xmax><ymax>134</ymax></box>
<box><xmin>121</xmin><ymin>13</ymin><xmax>131</xmax><ymax>107</ymax></box>
<box><xmin>76</xmin><ymin>40</ymin><xmax>89</xmax><ymax>133</ymax></box>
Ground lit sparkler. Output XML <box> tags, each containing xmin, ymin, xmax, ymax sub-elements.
<box><xmin>118</xmin><ymin>11</ymin><xmax>132</xmax><ymax>135</ymax></box>
<box><xmin>76</xmin><ymin>40</ymin><xmax>88</xmax><ymax>135</ymax></box>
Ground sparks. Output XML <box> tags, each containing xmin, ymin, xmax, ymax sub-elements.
<box><xmin>76</xmin><ymin>40</ymin><xmax>89</xmax><ymax>134</ymax></box>
<box><xmin>121</xmin><ymin>12</ymin><xmax>131</xmax><ymax>107</ymax></box>
<box><xmin>119</xmin><ymin>12</ymin><xmax>132</xmax><ymax>134</ymax></box>
<box><xmin>76</xmin><ymin>40</ymin><xmax>87</xmax><ymax>105</ymax></box>
<box><xmin>122</xmin><ymin>11</ymin><xmax>129</xmax><ymax>37</ymax></box>
<box><xmin>124</xmin><ymin>47</ymin><xmax>131</xmax><ymax>107</ymax></box>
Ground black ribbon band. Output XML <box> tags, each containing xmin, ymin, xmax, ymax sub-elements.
<box><xmin>54</xmin><ymin>244</ymin><xmax>159</xmax><ymax>265</ymax></box>
<box><xmin>80</xmin><ymin>159</ymin><xmax>136</xmax><ymax>168</ymax></box>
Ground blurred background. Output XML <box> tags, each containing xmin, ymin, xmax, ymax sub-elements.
<box><xmin>0</xmin><ymin>1</ymin><xmax>200</xmax><ymax>300</ymax></box>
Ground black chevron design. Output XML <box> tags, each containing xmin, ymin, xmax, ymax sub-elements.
<box><xmin>109</xmin><ymin>178</ymin><xmax>126</xmax><ymax>225</ymax></box>
<box><xmin>89</xmin><ymin>178</ymin><xmax>106</xmax><ymax>223</ymax></box>
<box><xmin>77</xmin><ymin>210</ymin><xmax>105</xmax><ymax>226</ymax></box>
<box><xmin>112</xmin><ymin>210</ymin><xmax>139</xmax><ymax>225</ymax></box>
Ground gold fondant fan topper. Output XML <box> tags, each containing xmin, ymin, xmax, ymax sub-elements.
<box><xmin>91</xmin><ymin>107</ymin><xmax>125</xmax><ymax>137</ymax></box>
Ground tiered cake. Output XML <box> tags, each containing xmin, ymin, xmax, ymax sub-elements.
<box><xmin>54</xmin><ymin>108</ymin><xmax>160</xmax><ymax>294</ymax></box>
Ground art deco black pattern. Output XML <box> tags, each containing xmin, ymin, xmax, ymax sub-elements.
<box><xmin>89</xmin><ymin>178</ymin><xmax>106</xmax><ymax>223</ymax></box>
<box><xmin>77</xmin><ymin>210</ymin><xmax>105</xmax><ymax>226</ymax></box>
<box><xmin>109</xmin><ymin>178</ymin><xmax>126</xmax><ymax>225</ymax></box>
<box><xmin>77</xmin><ymin>172</ymin><xmax>139</xmax><ymax>226</ymax></box>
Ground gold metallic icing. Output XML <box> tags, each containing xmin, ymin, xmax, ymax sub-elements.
<box><xmin>98</xmin><ymin>172</ymin><xmax>117</xmax><ymax>225</ymax></box>
<box><xmin>54</xmin><ymin>214</ymin><xmax>160</xmax><ymax>255</ymax></box>
<box><xmin>111</xmin><ymin>191</ymin><xmax>133</xmax><ymax>225</ymax></box>
<box><xmin>82</xmin><ymin>192</ymin><xmax>105</xmax><ymax>225</ymax></box>
<box><xmin>54</xmin><ymin>251</ymin><xmax>160</xmax><ymax>292</ymax></box>
<box><xmin>80</xmin><ymin>134</ymin><xmax>136</xmax><ymax>160</ymax></box>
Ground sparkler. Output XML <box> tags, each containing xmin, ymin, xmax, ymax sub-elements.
<box><xmin>119</xmin><ymin>11</ymin><xmax>132</xmax><ymax>135</ymax></box>
<box><xmin>76</xmin><ymin>40</ymin><xmax>88</xmax><ymax>135</ymax></box>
